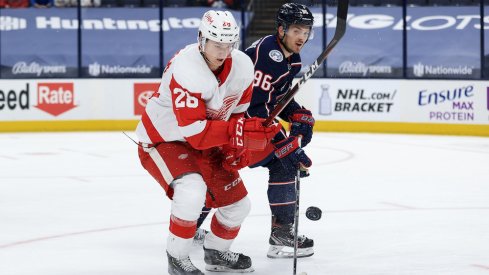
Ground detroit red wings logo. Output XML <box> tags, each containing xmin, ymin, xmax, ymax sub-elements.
<box><xmin>206</xmin><ymin>94</ymin><xmax>240</xmax><ymax>120</ymax></box>
<box><xmin>205</xmin><ymin>14</ymin><xmax>213</xmax><ymax>24</ymax></box>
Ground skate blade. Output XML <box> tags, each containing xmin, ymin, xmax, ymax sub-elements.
<box><xmin>205</xmin><ymin>264</ymin><xmax>254</xmax><ymax>273</ymax></box>
<box><xmin>267</xmin><ymin>245</ymin><xmax>314</xmax><ymax>259</ymax></box>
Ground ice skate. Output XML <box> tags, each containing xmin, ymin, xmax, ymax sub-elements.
<box><xmin>167</xmin><ymin>251</ymin><xmax>204</xmax><ymax>275</ymax></box>
<box><xmin>267</xmin><ymin>224</ymin><xmax>314</xmax><ymax>258</ymax></box>
<box><xmin>204</xmin><ymin>247</ymin><xmax>254</xmax><ymax>273</ymax></box>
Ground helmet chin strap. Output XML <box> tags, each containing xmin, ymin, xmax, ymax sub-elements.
<box><xmin>278</xmin><ymin>28</ymin><xmax>295</xmax><ymax>55</ymax></box>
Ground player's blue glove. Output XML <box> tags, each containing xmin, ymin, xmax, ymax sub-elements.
<box><xmin>289</xmin><ymin>108</ymin><xmax>315</xmax><ymax>147</ymax></box>
<box><xmin>273</xmin><ymin>136</ymin><xmax>312</xmax><ymax>178</ymax></box>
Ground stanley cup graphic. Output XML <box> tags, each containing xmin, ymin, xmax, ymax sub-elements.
<box><xmin>319</xmin><ymin>84</ymin><xmax>332</xmax><ymax>115</ymax></box>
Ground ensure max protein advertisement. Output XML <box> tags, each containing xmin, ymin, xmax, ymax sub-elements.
<box><xmin>403</xmin><ymin>80</ymin><xmax>489</xmax><ymax>124</ymax></box>
<box><xmin>295</xmin><ymin>79</ymin><xmax>489</xmax><ymax>125</ymax></box>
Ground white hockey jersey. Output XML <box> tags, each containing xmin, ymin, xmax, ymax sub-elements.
<box><xmin>135</xmin><ymin>43</ymin><xmax>254</xmax><ymax>150</ymax></box>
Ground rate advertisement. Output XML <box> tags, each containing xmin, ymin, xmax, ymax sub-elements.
<box><xmin>0</xmin><ymin>79</ymin><xmax>156</xmax><ymax>121</ymax></box>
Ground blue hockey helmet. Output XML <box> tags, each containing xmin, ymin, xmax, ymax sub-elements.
<box><xmin>276</xmin><ymin>3</ymin><xmax>314</xmax><ymax>30</ymax></box>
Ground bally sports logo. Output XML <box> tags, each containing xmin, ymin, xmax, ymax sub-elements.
<box><xmin>35</xmin><ymin>83</ymin><xmax>76</xmax><ymax>116</ymax></box>
<box><xmin>134</xmin><ymin>83</ymin><xmax>159</xmax><ymax>115</ymax></box>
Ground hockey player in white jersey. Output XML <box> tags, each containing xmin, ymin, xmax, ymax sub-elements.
<box><xmin>194</xmin><ymin>3</ymin><xmax>316</xmax><ymax>260</ymax></box>
<box><xmin>136</xmin><ymin>10</ymin><xmax>281</xmax><ymax>275</ymax></box>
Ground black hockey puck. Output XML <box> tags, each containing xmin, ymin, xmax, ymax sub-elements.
<box><xmin>306</xmin><ymin>206</ymin><xmax>322</xmax><ymax>221</ymax></box>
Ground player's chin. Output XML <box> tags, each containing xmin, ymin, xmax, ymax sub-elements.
<box><xmin>293</xmin><ymin>45</ymin><xmax>303</xmax><ymax>53</ymax></box>
<box><xmin>210</xmin><ymin>58</ymin><xmax>224</xmax><ymax>66</ymax></box>
<box><xmin>216</xmin><ymin>59</ymin><xmax>225</xmax><ymax>65</ymax></box>
<box><xmin>293</xmin><ymin>43</ymin><xmax>304</xmax><ymax>53</ymax></box>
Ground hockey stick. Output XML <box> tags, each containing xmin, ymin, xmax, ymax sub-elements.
<box><xmin>264</xmin><ymin>0</ymin><xmax>349</xmax><ymax>127</ymax></box>
<box><xmin>293</xmin><ymin>137</ymin><xmax>303</xmax><ymax>275</ymax></box>
<box><xmin>290</xmin><ymin>2</ymin><xmax>349</xmax><ymax>275</ymax></box>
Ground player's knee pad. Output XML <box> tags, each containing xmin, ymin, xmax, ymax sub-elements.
<box><xmin>215</xmin><ymin>196</ymin><xmax>251</xmax><ymax>227</ymax></box>
<box><xmin>171</xmin><ymin>173</ymin><xmax>207</xmax><ymax>221</ymax></box>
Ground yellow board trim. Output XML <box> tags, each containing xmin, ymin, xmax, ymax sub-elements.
<box><xmin>0</xmin><ymin>120</ymin><xmax>139</xmax><ymax>132</ymax></box>
<box><xmin>314</xmin><ymin>121</ymin><xmax>489</xmax><ymax>137</ymax></box>
<box><xmin>1</xmin><ymin>120</ymin><xmax>488</xmax><ymax>137</ymax></box>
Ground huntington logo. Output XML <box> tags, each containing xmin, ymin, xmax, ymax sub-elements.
<box><xmin>413</xmin><ymin>63</ymin><xmax>424</xmax><ymax>77</ymax></box>
<box><xmin>35</xmin><ymin>83</ymin><xmax>77</xmax><ymax>116</ymax></box>
<box><xmin>0</xmin><ymin>16</ymin><xmax>27</xmax><ymax>31</ymax></box>
<box><xmin>88</xmin><ymin>62</ymin><xmax>101</xmax><ymax>77</ymax></box>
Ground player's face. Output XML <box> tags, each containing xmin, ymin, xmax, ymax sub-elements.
<box><xmin>203</xmin><ymin>40</ymin><xmax>235</xmax><ymax>70</ymax></box>
<box><xmin>281</xmin><ymin>25</ymin><xmax>312</xmax><ymax>54</ymax></box>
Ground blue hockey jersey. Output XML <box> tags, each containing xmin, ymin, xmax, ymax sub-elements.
<box><xmin>244</xmin><ymin>35</ymin><xmax>303</xmax><ymax>121</ymax></box>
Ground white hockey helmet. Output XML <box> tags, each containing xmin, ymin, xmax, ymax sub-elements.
<box><xmin>198</xmin><ymin>10</ymin><xmax>240</xmax><ymax>50</ymax></box>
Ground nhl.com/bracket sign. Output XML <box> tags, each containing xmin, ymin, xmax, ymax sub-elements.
<box><xmin>35</xmin><ymin>83</ymin><xmax>77</xmax><ymax>116</ymax></box>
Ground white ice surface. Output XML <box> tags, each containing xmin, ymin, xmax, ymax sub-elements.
<box><xmin>1</xmin><ymin>132</ymin><xmax>488</xmax><ymax>275</ymax></box>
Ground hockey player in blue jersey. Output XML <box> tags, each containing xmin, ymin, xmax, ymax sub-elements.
<box><xmin>244</xmin><ymin>2</ymin><xmax>315</xmax><ymax>259</ymax></box>
<box><xmin>194</xmin><ymin>3</ymin><xmax>316</xmax><ymax>259</ymax></box>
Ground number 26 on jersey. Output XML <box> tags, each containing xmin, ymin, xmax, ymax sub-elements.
<box><xmin>173</xmin><ymin>88</ymin><xmax>198</xmax><ymax>108</ymax></box>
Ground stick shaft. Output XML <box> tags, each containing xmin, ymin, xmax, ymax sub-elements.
<box><xmin>265</xmin><ymin>0</ymin><xmax>349</xmax><ymax>127</ymax></box>
<box><xmin>290</xmin><ymin>4</ymin><xmax>349</xmax><ymax>274</ymax></box>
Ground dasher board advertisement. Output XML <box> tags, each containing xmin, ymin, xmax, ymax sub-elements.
<box><xmin>295</xmin><ymin>79</ymin><xmax>489</xmax><ymax>125</ymax></box>
<box><xmin>0</xmin><ymin>79</ymin><xmax>159</xmax><ymax>121</ymax></box>
<box><xmin>402</xmin><ymin>80</ymin><xmax>488</xmax><ymax>125</ymax></box>
<box><xmin>309</xmin><ymin>79</ymin><xmax>402</xmax><ymax>122</ymax></box>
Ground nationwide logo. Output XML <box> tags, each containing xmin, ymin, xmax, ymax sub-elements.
<box><xmin>413</xmin><ymin>63</ymin><xmax>424</xmax><ymax>77</ymax></box>
<box><xmin>134</xmin><ymin>83</ymin><xmax>159</xmax><ymax>115</ymax></box>
<box><xmin>88</xmin><ymin>62</ymin><xmax>101</xmax><ymax>77</ymax></box>
<box><xmin>412</xmin><ymin>62</ymin><xmax>473</xmax><ymax>77</ymax></box>
<box><xmin>88</xmin><ymin>62</ymin><xmax>152</xmax><ymax>76</ymax></box>
<box><xmin>35</xmin><ymin>83</ymin><xmax>76</xmax><ymax>116</ymax></box>
<box><xmin>0</xmin><ymin>16</ymin><xmax>27</xmax><ymax>31</ymax></box>
<box><xmin>12</xmin><ymin>62</ymin><xmax>67</xmax><ymax>76</ymax></box>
